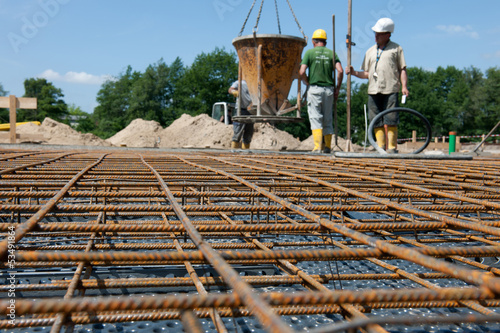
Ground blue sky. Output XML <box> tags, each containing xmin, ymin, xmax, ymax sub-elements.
<box><xmin>1</xmin><ymin>0</ymin><xmax>499</xmax><ymax>114</ymax></box>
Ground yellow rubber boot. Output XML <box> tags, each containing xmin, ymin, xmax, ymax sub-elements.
<box><xmin>374</xmin><ymin>126</ymin><xmax>386</xmax><ymax>148</ymax></box>
<box><xmin>387</xmin><ymin>126</ymin><xmax>398</xmax><ymax>153</ymax></box>
<box><xmin>242</xmin><ymin>142</ymin><xmax>251</xmax><ymax>149</ymax></box>
<box><xmin>312</xmin><ymin>129</ymin><xmax>323</xmax><ymax>152</ymax></box>
<box><xmin>231</xmin><ymin>141</ymin><xmax>241</xmax><ymax>149</ymax></box>
<box><xmin>323</xmin><ymin>134</ymin><xmax>332</xmax><ymax>153</ymax></box>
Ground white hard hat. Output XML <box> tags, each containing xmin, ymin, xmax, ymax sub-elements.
<box><xmin>372</xmin><ymin>18</ymin><xmax>394</xmax><ymax>33</ymax></box>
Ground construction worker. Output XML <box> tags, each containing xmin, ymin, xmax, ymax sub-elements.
<box><xmin>346</xmin><ymin>17</ymin><xmax>409</xmax><ymax>153</ymax></box>
<box><xmin>299</xmin><ymin>29</ymin><xmax>343</xmax><ymax>153</ymax></box>
<box><xmin>229</xmin><ymin>79</ymin><xmax>254</xmax><ymax>149</ymax></box>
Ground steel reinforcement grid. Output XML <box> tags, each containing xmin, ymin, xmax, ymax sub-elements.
<box><xmin>1</xmin><ymin>147</ymin><xmax>500</xmax><ymax>333</ymax></box>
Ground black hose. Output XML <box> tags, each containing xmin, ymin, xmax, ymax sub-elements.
<box><xmin>367</xmin><ymin>107</ymin><xmax>432</xmax><ymax>155</ymax></box>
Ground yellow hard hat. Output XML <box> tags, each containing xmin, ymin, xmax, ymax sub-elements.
<box><xmin>312</xmin><ymin>29</ymin><xmax>327</xmax><ymax>40</ymax></box>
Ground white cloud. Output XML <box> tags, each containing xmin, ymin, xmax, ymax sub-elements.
<box><xmin>482</xmin><ymin>50</ymin><xmax>500</xmax><ymax>60</ymax></box>
<box><xmin>38</xmin><ymin>69</ymin><xmax>113</xmax><ymax>85</ymax></box>
<box><xmin>436</xmin><ymin>24</ymin><xmax>479</xmax><ymax>39</ymax></box>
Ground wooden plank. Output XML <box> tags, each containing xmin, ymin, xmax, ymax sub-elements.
<box><xmin>1</xmin><ymin>95</ymin><xmax>38</xmax><ymax>144</ymax></box>
<box><xmin>0</xmin><ymin>96</ymin><xmax>37</xmax><ymax>109</ymax></box>
<box><xmin>0</xmin><ymin>97</ymin><xmax>9</xmax><ymax>108</ymax></box>
<box><xmin>0</xmin><ymin>133</ymin><xmax>44</xmax><ymax>141</ymax></box>
<box><xmin>10</xmin><ymin>95</ymin><xmax>16</xmax><ymax>143</ymax></box>
<box><xmin>16</xmin><ymin>97</ymin><xmax>37</xmax><ymax>109</ymax></box>
<box><xmin>0</xmin><ymin>133</ymin><xmax>20</xmax><ymax>139</ymax></box>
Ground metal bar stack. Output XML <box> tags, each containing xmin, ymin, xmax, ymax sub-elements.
<box><xmin>1</xmin><ymin>147</ymin><xmax>500</xmax><ymax>333</ymax></box>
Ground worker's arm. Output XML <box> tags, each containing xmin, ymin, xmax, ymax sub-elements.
<box><xmin>400</xmin><ymin>67</ymin><xmax>409</xmax><ymax>96</ymax></box>
<box><xmin>299</xmin><ymin>64</ymin><xmax>309</xmax><ymax>86</ymax></box>
<box><xmin>345</xmin><ymin>66</ymin><xmax>369</xmax><ymax>79</ymax></box>
<box><xmin>335</xmin><ymin>62</ymin><xmax>344</xmax><ymax>88</ymax></box>
<box><xmin>334</xmin><ymin>62</ymin><xmax>344</xmax><ymax>100</ymax></box>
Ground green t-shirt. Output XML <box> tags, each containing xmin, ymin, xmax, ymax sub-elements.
<box><xmin>301</xmin><ymin>46</ymin><xmax>340</xmax><ymax>87</ymax></box>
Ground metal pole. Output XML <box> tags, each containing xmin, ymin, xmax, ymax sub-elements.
<box><xmin>9</xmin><ymin>95</ymin><xmax>16</xmax><ymax>144</ymax></box>
<box><xmin>238</xmin><ymin>65</ymin><xmax>242</xmax><ymax>117</ymax></box>
<box><xmin>473</xmin><ymin>119</ymin><xmax>500</xmax><ymax>153</ymax></box>
<box><xmin>297</xmin><ymin>78</ymin><xmax>302</xmax><ymax>118</ymax></box>
<box><xmin>257</xmin><ymin>44</ymin><xmax>263</xmax><ymax>117</ymax></box>
<box><xmin>332</xmin><ymin>14</ymin><xmax>340</xmax><ymax>150</ymax></box>
<box><xmin>346</xmin><ymin>0</ymin><xmax>353</xmax><ymax>152</ymax></box>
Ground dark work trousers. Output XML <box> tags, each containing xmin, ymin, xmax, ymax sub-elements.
<box><xmin>368</xmin><ymin>92</ymin><xmax>399</xmax><ymax>128</ymax></box>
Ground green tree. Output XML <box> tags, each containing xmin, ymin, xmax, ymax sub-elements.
<box><xmin>67</xmin><ymin>104</ymin><xmax>94</xmax><ymax>133</ymax></box>
<box><xmin>86</xmin><ymin>48</ymin><xmax>498</xmax><ymax>146</ymax></box>
<box><xmin>344</xmin><ymin>81</ymin><xmax>369</xmax><ymax>145</ymax></box>
<box><xmin>401</xmin><ymin>67</ymin><xmax>443</xmax><ymax>139</ymax></box>
<box><xmin>0</xmin><ymin>83</ymin><xmax>8</xmax><ymax>123</ymax></box>
<box><xmin>175</xmin><ymin>47</ymin><xmax>238</xmax><ymax>117</ymax></box>
<box><xmin>461</xmin><ymin>66</ymin><xmax>485</xmax><ymax>136</ymax></box>
<box><xmin>20</xmin><ymin>78</ymin><xmax>68</xmax><ymax>122</ymax></box>
<box><xmin>165</xmin><ymin>57</ymin><xmax>186</xmax><ymax>125</ymax></box>
<box><xmin>473</xmin><ymin>67</ymin><xmax>500</xmax><ymax>137</ymax></box>
<box><xmin>430</xmin><ymin>66</ymin><xmax>468</xmax><ymax>136</ymax></box>
<box><xmin>92</xmin><ymin>66</ymin><xmax>141</xmax><ymax>138</ymax></box>
<box><xmin>128</xmin><ymin>57</ymin><xmax>185</xmax><ymax>127</ymax></box>
<box><xmin>0</xmin><ymin>83</ymin><xmax>6</xmax><ymax>96</ymax></box>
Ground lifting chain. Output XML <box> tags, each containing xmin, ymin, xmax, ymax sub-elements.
<box><xmin>238</xmin><ymin>0</ymin><xmax>306</xmax><ymax>40</ymax></box>
<box><xmin>253</xmin><ymin>0</ymin><xmax>265</xmax><ymax>33</ymax></box>
<box><xmin>238</xmin><ymin>0</ymin><xmax>257</xmax><ymax>37</ymax></box>
<box><xmin>285</xmin><ymin>0</ymin><xmax>306</xmax><ymax>40</ymax></box>
<box><xmin>274</xmin><ymin>0</ymin><xmax>282</xmax><ymax>35</ymax></box>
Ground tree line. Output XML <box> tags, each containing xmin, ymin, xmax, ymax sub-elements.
<box><xmin>1</xmin><ymin>47</ymin><xmax>499</xmax><ymax>144</ymax></box>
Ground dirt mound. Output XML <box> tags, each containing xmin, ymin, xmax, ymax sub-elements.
<box><xmin>251</xmin><ymin>122</ymin><xmax>301</xmax><ymax>150</ymax></box>
<box><xmin>159</xmin><ymin>114</ymin><xmax>303</xmax><ymax>150</ymax></box>
<box><xmin>159</xmin><ymin>113</ymin><xmax>234</xmax><ymax>149</ymax></box>
<box><xmin>106</xmin><ymin>119</ymin><xmax>163</xmax><ymax>147</ymax></box>
<box><xmin>12</xmin><ymin>122</ymin><xmax>42</xmax><ymax>137</ymax></box>
<box><xmin>14</xmin><ymin>118</ymin><xmax>110</xmax><ymax>146</ymax></box>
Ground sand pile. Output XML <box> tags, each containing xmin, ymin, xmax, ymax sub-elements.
<box><xmin>251</xmin><ymin>122</ymin><xmax>302</xmax><ymax>150</ymax></box>
<box><xmin>5</xmin><ymin>113</ymin><xmax>365</xmax><ymax>151</ymax></box>
<box><xmin>159</xmin><ymin>114</ymin><xmax>234</xmax><ymax>149</ymax></box>
<box><xmin>106</xmin><ymin>119</ymin><xmax>164</xmax><ymax>148</ymax></box>
<box><xmin>13</xmin><ymin>118</ymin><xmax>110</xmax><ymax>146</ymax></box>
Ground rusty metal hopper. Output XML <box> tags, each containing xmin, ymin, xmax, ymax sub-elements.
<box><xmin>232</xmin><ymin>34</ymin><xmax>307</xmax><ymax>121</ymax></box>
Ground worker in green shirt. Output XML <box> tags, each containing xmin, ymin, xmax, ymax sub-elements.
<box><xmin>299</xmin><ymin>29</ymin><xmax>343</xmax><ymax>153</ymax></box>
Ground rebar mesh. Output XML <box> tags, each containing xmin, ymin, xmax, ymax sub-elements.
<box><xmin>1</xmin><ymin>147</ymin><xmax>500</xmax><ymax>333</ymax></box>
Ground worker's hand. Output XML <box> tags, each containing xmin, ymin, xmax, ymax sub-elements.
<box><xmin>402</xmin><ymin>88</ymin><xmax>409</xmax><ymax>97</ymax></box>
<box><xmin>334</xmin><ymin>87</ymin><xmax>340</xmax><ymax>101</ymax></box>
<box><xmin>231</xmin><ymin>90</ymin><xmax>239</xmax><ymax>97</ymax></box>
<box><xmin>345</xmin><ymin>66</ymin><xmax>354</xmax><ymax>76</ymax></box>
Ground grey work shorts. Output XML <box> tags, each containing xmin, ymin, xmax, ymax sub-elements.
<box><xmin>232</xmin><ymin>122</ymin><xmax>254</xmax><ymax>144</ymax></box>
<box><xmin>307</xmin><ymin>85</ymin><xmax>334</xmax><ymax>133</ymax></box>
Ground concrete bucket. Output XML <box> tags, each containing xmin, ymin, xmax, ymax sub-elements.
<box><xmin>232</xmin><ymin>34</ymin><xmax>307</xmax><ymax>123</ymax></box>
